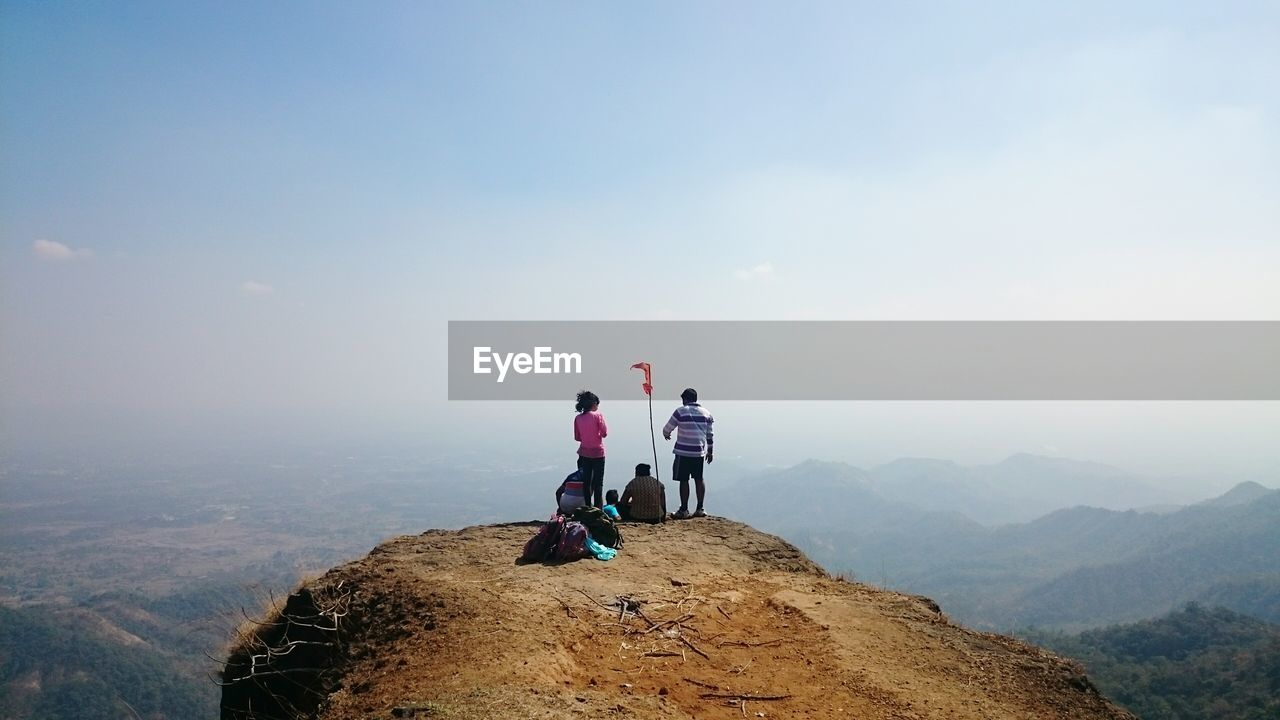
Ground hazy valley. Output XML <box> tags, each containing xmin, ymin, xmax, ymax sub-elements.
<box><xmin>1</xmin><ymin>451</ymin><xmax>1276</xmax><ymax>719</ymax></box>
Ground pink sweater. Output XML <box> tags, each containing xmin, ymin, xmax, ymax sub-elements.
<box><xmin>574</xmin><ymin>411</ymin><xmax>608</xmax><ymax>458</ymax></box>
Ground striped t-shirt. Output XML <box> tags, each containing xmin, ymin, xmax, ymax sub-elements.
<box><xmin>663</xmin><ymin>403</ymin><xmax>714</xmax><ymax>458</ymax></box>
<box><xmin>558</xmin><ymin>471</ymin><xmax>587</xmax><ymax>514</ymax></box>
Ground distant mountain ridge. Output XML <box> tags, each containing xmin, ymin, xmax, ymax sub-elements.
<box><xmin>876</xmin><ymin>453</ymin><xmax>1186</xmax><ymax>524</ymax></box>
<box><xmin>1001</xmin><ymin>491</ymin><xmax>1280</xmax><ymax>628</ymax></box>
<box><xmin>1196</xmin><ymin>480</ymin><xmax>1274</xmax><ymax>508</ymax></box>
<box><xmin>723</xmin><ymin>453</ymin><xmax>1180</xmax><ymax>528</ymax></box>
<box><xmin>719</xmin><ymin>457</ymin><xmax>1279</xmax><ymax>631</ymax></box>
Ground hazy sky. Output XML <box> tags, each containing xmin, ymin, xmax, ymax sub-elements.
<box><xmin>3</xmin><ymin>2</ymin><xmax>1278</xmax><ymax>482</ymax></box>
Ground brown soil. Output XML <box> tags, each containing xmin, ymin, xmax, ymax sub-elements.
<box><xmin>221</xmin><ymin>517</ymin><xmax>1134</xmax><ymax>720</ymax></box>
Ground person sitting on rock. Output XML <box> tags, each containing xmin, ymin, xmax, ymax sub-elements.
<box><xmin>555</xmin><ymin>469</ymin><xmax>588</xmax><ymax>516</ymax></box>
<box><xmin>620</xmin><ymin>463</ymin><xmax>666</xmax><ymax>524</ymax></box>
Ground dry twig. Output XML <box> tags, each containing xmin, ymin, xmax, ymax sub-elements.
<box><xmin>642</xmin><ymin>612</ymin><xmax>695</xmax><ymax>634</ymax></box>
<box><xmin>552</xmin><ymin>595</ymin><xmax>579</xmax><ymax>619</ymax></box>
<box><xmin>700</xmin><ymin>692</ymin><xmax>792</xmax><ymax>701</ymax></box>
<box><xmin>719</xmin><ymin>638</ymin><xmax>785</xmax><ymax>648</ymax></box>
<box><xmin>679</xmin><ymin>635</ymin><xmax>711</xmax><ymax>660</ymax></box>
<box><xmin>575</xmin><ymin>588</ymin><xmax>613</xmax><ymax>611</ymax></box>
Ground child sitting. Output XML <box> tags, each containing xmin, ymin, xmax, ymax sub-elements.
<box><xmin>603</xmin><ymin>489</ymin><xmax>622</xmax><ymax>520</ymax></box>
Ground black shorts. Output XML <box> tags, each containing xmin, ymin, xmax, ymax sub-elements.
<box><xmin>672</xmin><ymin>455</ymin><xmax>704</xmax><ymax>483</ymax></box>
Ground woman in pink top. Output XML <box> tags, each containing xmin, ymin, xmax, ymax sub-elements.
<box><xmin>574</xmin><ymin>390</ymin><xmax>608</xmax><ymax>509</ymax></box>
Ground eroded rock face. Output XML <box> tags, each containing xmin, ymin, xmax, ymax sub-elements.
<box><xmin>221</xmin><ymin>517</ymin><xmax>1135</xmax><ymax>720</ymax></box>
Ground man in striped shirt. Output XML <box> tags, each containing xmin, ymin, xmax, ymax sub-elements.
<box><xmin>662</xmin><ymin>388</ymin><xmax>714</xmax><ymax>519</ymax></box>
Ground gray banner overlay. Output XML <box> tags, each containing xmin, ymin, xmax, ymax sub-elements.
<box><xmin>448</xmin><ymin>321</ymin><xmax>1280</xmax><ymax>401</ymax></box>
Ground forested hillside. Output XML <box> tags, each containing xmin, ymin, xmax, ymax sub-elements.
<box><xmin>1024</xmin><ymin>604</ymin><xmax>1280</xmax><ymax>720</ymax></box>
<box><xmin>0</xmin><ymin>604</ymin><xmax>211</xmax><ymax>719</ymax></box>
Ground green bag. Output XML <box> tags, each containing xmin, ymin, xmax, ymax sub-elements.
<box><xmin>571</xmin><ymin>506</ymin><xmax>623</xmax><ymax>549</ymax></box>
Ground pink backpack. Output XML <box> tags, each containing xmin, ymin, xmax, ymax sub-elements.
<box><xmin>521</xmin><ymin>514</ymin><xmax>564</xmax><ymax>563</ymax></box>
<box><xmin>554</xmin><ymin>521</ymin><xmax>591</xmax><ymax>562</ymax></box>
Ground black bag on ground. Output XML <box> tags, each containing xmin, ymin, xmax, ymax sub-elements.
<box><xmin>570</xmin><ymin>506</ymin><xmax>623</xmax><ymax>549</ymax></box>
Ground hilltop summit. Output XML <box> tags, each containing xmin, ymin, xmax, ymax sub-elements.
<box><xmin>221</xmin><ymin>517</ymin><xmax>1134</xmax><ymax>719</ymax></box>
<box><xmin>1197</xmin><ymin>480</ymin><xmax>1275</xmax><ymax>508</ymax></box>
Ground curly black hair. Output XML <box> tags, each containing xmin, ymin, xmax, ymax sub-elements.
<box><xmin>575</xmin><ymin>390</ymin><xmax>600</xmax><ymax>413</ymax></box>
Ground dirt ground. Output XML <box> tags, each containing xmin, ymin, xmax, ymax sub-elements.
<box><xmin>223</xmin><ymin>517</ymin><xmax>1135</xmax><ymax>720</ymax></box>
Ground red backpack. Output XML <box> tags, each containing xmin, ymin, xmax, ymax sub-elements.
<box><xmin>554</xmin><ymin>521</ymin><xmax>591</xmax><ymax>562</ymax></box>
<box><xmin>520</xmin><ymin>514</ymin><xmax>564</xmax><ymax>563</ymax></box>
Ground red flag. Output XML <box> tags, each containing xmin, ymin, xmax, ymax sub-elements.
<box><xmin>630</xmin><ymin>362</ymin><xmax>652</xmax><ymax>396</ymax></box>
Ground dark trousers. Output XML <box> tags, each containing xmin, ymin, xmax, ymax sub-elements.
<box><xmin>577</xmin><ymin>455</ymin><xmax>605</xmax><ymax>508</ymax></box>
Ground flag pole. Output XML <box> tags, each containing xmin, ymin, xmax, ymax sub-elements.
<box><xmin>631</xmin><ymin>361</ymin><xmax>659</xmax><ymax>480</ymax></box>
<box><xmin>648</xmin><ymin>389</ymin><xmax>659</xmax><ymax>480</ymax></box>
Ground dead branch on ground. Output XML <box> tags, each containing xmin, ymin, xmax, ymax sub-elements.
<box><xmin>718</xmin><ymin>638</ymin><xmax>785</xmax><ymax>648</ymax></box>
<box><xmin>700</xmin><ymin>692</ymin><xmax>792</xmax><ymax>701</ymax></box>
<box><xmin>552</xmin><ymin>595</ymin><xmax>579</xmax><ymax>619</ymax></box>
<box><xmin>679</xmin><ymin>635</ymin><xmax>711</xmax><ymax>660</ymax></box>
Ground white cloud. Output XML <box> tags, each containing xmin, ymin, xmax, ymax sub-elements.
<box><xmin>734</xmin><ymin>262</ymin><xmax>775</xmax><ymax>282</ymax></box>
<box><xmin>240</xmin><ymin>280</ymin><xmax>276</xmax><ymax>297</ymax></box>
<box><xmin>32</xmin><ymin>239</ymin><xmax>92</xmax><ymax>261</ymax></box>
